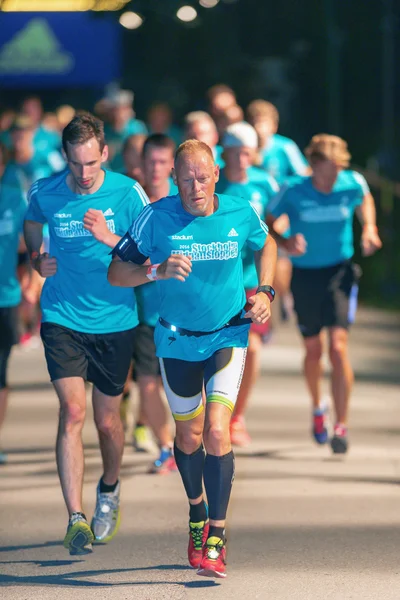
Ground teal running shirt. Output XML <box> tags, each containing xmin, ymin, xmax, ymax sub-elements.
<box><xmin>260</xmin><ymin>134</ymin><xmax>308</xmax><ymax>183</ymax></box>
<box><xmin>25</xmin><ymin>170</ymin><xmax>149</xmax><ymax>333</ymax></box>
<box><xmin>0</xmin><ymin>183</ymin><xmax>27</xmax><ymax>308</ymax></box>
<box><xmin>269</xmin><ymin>170</ymin><xmax>369</xmax><ymax>268</ymax></box>
<box><xmin>126</xmin><ymin>193</ymin><xmax>268</xmax><ymax>360</ymax></box>
<box><xmin>216</xmin><ymin>169</ymin><xmax>278</xmax><ymax>289</ymax></box>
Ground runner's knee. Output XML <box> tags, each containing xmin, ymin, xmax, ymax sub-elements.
<box><xmin>59</xmin><ymin>402</ymin><xmax>85</xmax><ymax>432</ymax></box>
<box><xmin>175</xmin><ymin>423</ymin><xmax>203</xmax><ymax>454</ymax></box>
<box><xmin>305</xmin><ymin>338</ymin><xmax>323</xmax><ymax>362</ymax></box>
<box><xmin>94</xmin><ymin>411</ymin><xmax>119</xmax><ymax>436</ymax></box>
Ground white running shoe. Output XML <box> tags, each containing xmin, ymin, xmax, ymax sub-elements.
<box><xmin>91</xmin><ymin>480</ymin><xmax>121</xmax><ymax>542</ymax></box>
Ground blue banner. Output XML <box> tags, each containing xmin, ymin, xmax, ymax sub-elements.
<box><xmin>0</xmin><ymin>12</ymin><xmax>121</xmax><ymax>87</ymax></box>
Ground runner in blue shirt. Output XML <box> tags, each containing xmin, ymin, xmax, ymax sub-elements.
<box><xmin>128</xmin><ymin>133</ymin><xmax>179</xmax><ymax>474</ymax></box>
<box><xmin>246</xmin><ymin>100</ymin><xmax>309</xmax><ymax>184</ymax></box>
<box><xmin>216</xmin><ymin>121</ymin><xmax>279</xmax><ymax>447</ymax></box>
<box><xmin>103</xmin><ymin>90</ymin><xmax>148</xmax><ymax>173</ymax></box>
<box><xmin>108</xmin><ymin>139</ymin><xmax>277</xmax><ymax>578</ymax></box>
<box><xmin>0</xmin><ymin>179</ymin><xmax>27</xmax><ymax>465</ymax></box>
<box><xmin>267</xmin><ymin>134</ymin><xmax>382</xmax><ymax>454</ymax></box>
<box><xmin>24</xmin><ymin>114</ymin><xmax>149</xmax><ymax>556</ymax></box>
<box><xmin>184</xmin><ymin>111</ymin><xmax>225</xmax><ymax>168</ymax></box>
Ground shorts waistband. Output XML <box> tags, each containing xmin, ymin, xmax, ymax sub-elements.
<box><xmin>159</xmin><ymin>310</ymin><xmax>250</xmax><ymax>338</ymax></box>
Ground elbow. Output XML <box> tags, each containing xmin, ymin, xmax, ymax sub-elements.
<box><xmin>107</xmin><ymin>263</ymin><xmax>118</xmax><ymax>286</ymax></box>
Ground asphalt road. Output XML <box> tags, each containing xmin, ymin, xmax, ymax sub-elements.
<box><xmin>1</xmin><ymin>307</ymin><xmax>400</xmax><ymax>600</ymax></box>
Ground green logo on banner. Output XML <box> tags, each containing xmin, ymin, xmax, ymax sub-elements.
<box><xmin>0</xmin><ymin>18</ymin><xmax>74</xmax><ymax>74</ymax></box>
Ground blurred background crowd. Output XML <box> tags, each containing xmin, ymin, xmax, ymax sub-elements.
<box><xmin>0</xmin><ymin>1</ymin><xmax>399</xmax><ymax>311</ymax></box>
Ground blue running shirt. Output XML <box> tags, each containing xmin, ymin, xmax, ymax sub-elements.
<box><xmin>268</xmin><ymin>170</ymin><xmax>369</xmax><ymax>268</ymax></box>
<box><xmin>0</xmin><ymin>183</ymin><xmax>27</xmax><ymax>308</ymax></box>
<box><xmin>25</xmin><ymin>170</ymin><xmax>149</xmax><ymax>333</ymax></box>
<box><xmin>260</xmin><ymin>134</ymin><xmax>308</xmax><ymax>184</ymax></box>
<box><xmin>216</xmin><ymin>169</ymin><xmax>279</xmax><ymax>289</ymax></box>
<box><xmin>128</xmin><ymin>193</ymin><xmax>268</xmax><ymax>360</ymax></box>
<box><xmin>134</xmin><ymin>180</ymin><xmax>178</xmax><ymax>327</ymax></box>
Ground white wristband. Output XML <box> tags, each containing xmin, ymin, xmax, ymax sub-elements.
<box><xmin>146</xmin><ymin>264</ymin><xmax>160</xmax><ymax>281</ymax></box>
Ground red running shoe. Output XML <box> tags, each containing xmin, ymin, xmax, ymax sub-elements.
<box><xmin>197</xmin><ymin>536</ymin><xmax>227</xmax><ymax>579</ymax></box>
<box><xmin>188</xmin><ymin>516</ymin><xmax>209</xmax><ymax>569</ymax></box>
<box><xmin>230</xmin><ymin>415</ymin><xmax>251</xmax><ymax>447</ymax></box>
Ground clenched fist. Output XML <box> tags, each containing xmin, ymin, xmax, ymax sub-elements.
<box><xmin>33</xmin><ymin>252</ymin><xmax>57</xmax><ymax>278</ymax></box>
<box><xmin>156</xmin><ymin>254</ymin><xmax>192</xmax><ymax>282</ymax></box>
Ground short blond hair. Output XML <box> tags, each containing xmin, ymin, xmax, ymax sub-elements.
<box><xmin>184</xmin><ymin>111</ymin><xmax>216</xmax><ymax>129</ymax></box>
<box><xmin>175</xmin><ymin>139</ymin><xmax>214</xmax><ymax>167</ymax></box>
<box><xmin>246</xmin><ymin>100</ymin><xmax>279</xmax><ymax>124</ymax></box>
<box><xmin>305</xmin><ymin>134</ymin><xmax>351</xmax><ymax>168</ymax></box>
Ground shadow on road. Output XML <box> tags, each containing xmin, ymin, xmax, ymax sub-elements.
<box><xmin>0</xmin><ymin>564</ymin><xmax>218</xmax><ymax>588</ymax></box>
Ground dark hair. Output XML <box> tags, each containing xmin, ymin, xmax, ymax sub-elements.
<box><xmin>62</xmin><ymin>113</ymin><xmax>105</xmax><ymax>155</ymax></box>
<box><xmin>142</xmin><ymin>133</ymin><xmax>176</xmax><ymax>158</ymax></box>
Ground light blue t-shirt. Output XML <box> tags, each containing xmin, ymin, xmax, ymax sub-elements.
<box><xmin>214</xmin><ymin>145</ymin><xmax>225</xmax><ymax>168</ymax></box>
<box><xmin>260</xmin><ymin>134</ymin><xmax>308</xmax><ymax>184</ymax></box>
<box><xmin>105</xmin><ymin>118</ymin><xmax>148</xmax><ymax>173</ymax></box>
<box><xmin>269</xmin><ymin>170</ymin><xmax>369</xmax><ymax>268</ymax></box>
<box><xmin>129</xmin><ymin>193</ymin><xmax>268</xmax><ymax>360</ymax></box>
<box><xmin>216</xmin><ymin>169</ymin><xmax>278</xmax><ymax>289</ymax></box>
<box><xmin>0</xmin><ymin>125</ymin><xmax>61</xmax><ymax>157</ymax></box>
<box><xmin>134</xmin><ymin>180</ymin><xmax>178</xmax><ymax>327</ymax></box>
<box><xmin>25</xmin><ymin>170</ymin><xmax>149</xmax><ymax>333</ymax></box>
<box><xmin>0</xmin><ymin>182</ymin><xmax>27</xmax><ymax>308</ymax></box>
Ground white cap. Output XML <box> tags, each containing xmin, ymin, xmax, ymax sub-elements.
<box><xmin>222</xmin><ymin>121</ymin><xmax>258</xmax><ymax>149</ymax></box>
<box><xmin>106</xmin><ymin>89</ymin><xmax>134</xmax><ymax>107</ymax></box>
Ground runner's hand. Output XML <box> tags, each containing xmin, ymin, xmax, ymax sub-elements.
<box><xmin>156</xmin><ymin>254</ymin><xmax>192</xmax><ymax>282</ymax></box>
<box><xmin>245</xmin><ymin>292</ymin><xmax>271</xmax><ymax>324</ymax></box>
<box><xmin>284</xmin><ymin>233</ymin><xmax>307</xmax><ymax>256</ymax></box>
<box><xmin>33</xmin><ymin>253</ymin><xmax>57</xmax><ymax>277</ymax></box>
<box><xmin>361</xmin><ymin>226</ymin><xmax>382</xmax><ymax>257</ymax></box>
<box><xmin>83</xmin><ymin>209</ymin><xmax>111</xmax><ymax>243</ymax></box>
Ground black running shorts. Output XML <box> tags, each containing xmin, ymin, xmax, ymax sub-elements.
<box><xmin>132</xmin><ymin>324</ymin><xmax>160</xmax><ymax>378</ymax></box>
<box><xmin>291</xmin><ymin>260</ymin><xmax>360</xmax><ymax>338</ymax></box>
<box><xmin>40</xmin><ymin>322</ymin><xmax>135</xmax><ymax>396</ymax></box>
<box><xmin>0</xmin><ymin>306</ymin><xmax>20</xmax><ymax>348</ymax></box>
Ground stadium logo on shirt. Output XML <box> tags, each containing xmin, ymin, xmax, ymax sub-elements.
<box><xmin>173</xmin><ymin>241</ymin><xmax>238</xmax><ymax>261</ymax></box>
<box><xmin>54</xmin><ymin>219</ymin><xmax>115</xmax><ymax>238</ymax></box>
<box><xmin>171</xmin><ymin>234</ymin><xmax>193</xmax><ymax>240</ymax></box>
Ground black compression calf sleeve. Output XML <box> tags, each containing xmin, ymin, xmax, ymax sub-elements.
<box><xmin>174</xmin><ymin>442</ymin><xmax>205</xmax><ymax>501</ymax></box>
<box><xmin>203</xmin><ymin>451</ymin><xmax>235</xmax><ymax>521</ymax></box>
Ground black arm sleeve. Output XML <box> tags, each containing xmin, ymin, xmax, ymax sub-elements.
<box><xmin>110</xmin><ymin>231</ymin><xmax>148</xmax><ymax>264</ymax></box>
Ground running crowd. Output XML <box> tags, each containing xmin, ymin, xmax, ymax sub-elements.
<box><xmin>0</xmin><ymin>84</ymin><xmax>382</xmax><ymax>578</ymax></box>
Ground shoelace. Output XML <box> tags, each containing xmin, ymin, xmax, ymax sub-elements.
<box><xmin>205</xmin><ymin>541</ymin><xmax>224</xmax><ymax>560</ymax></box>
<box><xmin>189</xmin><ymin>523</ymin><xmax>205</xmax><ymax>550</ymax></box>
<box><xmin>94</xmin><ymin>493</ymin><xmax>119</xmax><ymax>522</ymax></box>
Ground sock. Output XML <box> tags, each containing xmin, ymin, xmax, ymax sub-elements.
<box><xmin>208</xmin><ymin>525</ymin><xmax>225</xmax><ymax>541</ymax></box>
<box><xmin>189</xmin><ymin>500</ymin><xmax>207</xmax><ymax>523</ymax></box>
<box><xmin>203</xmin><ymin>451</ymin><xmax>235</xmax><ymax>521</ymax></box>
<box><xmin>71</xmin><ymin>511</ymin><xmax>86</xmax><ymax>521</ymax></box>
<box><xmin>99</xmin><ymin>477</ymin><xmax>118</xmax><ymax>493</ymax></box>
<box><xmin>313</xmin><ymin>407</ymin><xmax>324</xmax><ymax>416</ymax></box>
<box><xmin>174</xmin><ymin>442</ymin><xmax>205</xmax><ymax>501</ymax></box>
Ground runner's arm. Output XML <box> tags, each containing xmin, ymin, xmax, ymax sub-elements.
<box><xmin>254</xmin><ymin>233</ymin><xmax>277</xmax><ymax>287</ymax></box>
<box><xmin>355</xmin><ymin>192</ymin><xmax>382</xmax><ymax>256</ymax></box>
<box><xmin>23</xmin><ymin>219</ymin><xmax>44</xmax><ymax>257</ymax></box>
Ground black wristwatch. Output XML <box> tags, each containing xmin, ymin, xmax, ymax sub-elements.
<box><xmin>256</xmin><ymin>285</ymin><xmax>275</xmax><ymax>302</ymax></box>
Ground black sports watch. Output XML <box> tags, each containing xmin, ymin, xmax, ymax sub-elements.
<box><xmin>256</xmin><ymin>285</ymin><xmax>275</xmax><ymax>302</ymax></box>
